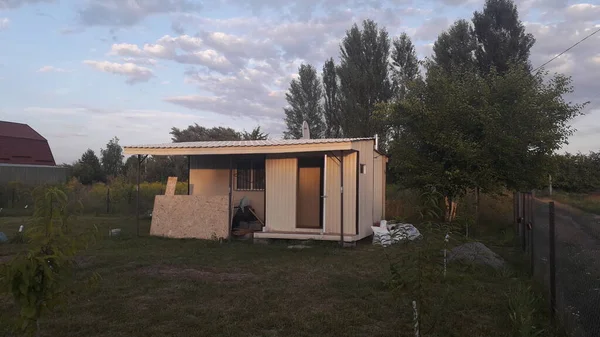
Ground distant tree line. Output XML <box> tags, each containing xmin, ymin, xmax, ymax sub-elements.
<box><xmin>553</xmin><ymin>152</ymin><xmax>600</xmax><ymax>193</ymax></box>
<box><xmin>65</xmin><ymin>126</ymin><xmax>268</xmax><ymax>184</ymax></box>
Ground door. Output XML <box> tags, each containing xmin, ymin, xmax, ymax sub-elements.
<box><xmin>297</xmin><ymin>166</ymin><xmax>322</xmax><ymax>228</ymax></box>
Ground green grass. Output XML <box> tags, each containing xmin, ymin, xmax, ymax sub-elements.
<box><xmin>1</xmin><ymin>215</ymin><xmax>559</xmax><ymax>337</ymax></box>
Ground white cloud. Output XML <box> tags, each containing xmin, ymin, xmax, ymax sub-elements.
<box><xmin>122</xmin><ymin>57</ymin><xmax>157</xmax><ymax>66</ymax></box>
<box><xmin>76</xmin><ymin>0</ymin><xmax>201</xmax><ymax>27</ymax></box>
<box><xmin>565</xmin><ymin>3</ymin><xmax>600</xmax><ymax>22</ymax></box>
<box><xmin>109</xmin><ymin>43</ymin><xmax>143</xmax><ymax>56</ymax></box>
<box><xmin>0</xmin><ymin>0</ymin><xmax>54</xmax><ymax>10</ymax></box>
<box><xmin>37</xmin><ymin>65</ymin><xmax>68</xmax><ymax>73</ymax></box>
<box><xmin>83</xmin><ymin>60</ymin><xmax>153</xmax><ymax>84</ymax></box>
<box><xmin>0</xmin><ymin>17</ymin><xmax>9</xmax><ymax>30</ymax></box>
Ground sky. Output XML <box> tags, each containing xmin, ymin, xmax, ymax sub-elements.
<box><xmin>0</xmin><ymin>0</ymin><xmax>599</xmax><ymax>164</ymax></box>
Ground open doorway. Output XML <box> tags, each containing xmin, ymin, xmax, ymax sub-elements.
<box><xmin>296</xmin><ymin>156</ymin><xmax>324</xmax><ymax>229</ymax></box>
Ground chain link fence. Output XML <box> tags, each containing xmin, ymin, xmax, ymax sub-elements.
<box><xmin>517</xmin><ymin>192</ymin><xmax>600</xmax><ymax>337</ymax></box>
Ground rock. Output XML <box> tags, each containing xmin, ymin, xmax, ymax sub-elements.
<box><xmin>447</xmin><ymin>242</ymin><xmax>505</xmax><ymax>269</ymax></box>
<box><xmin>288</xmin><ymin>244</ymin><xmax>311</xmax><ymax>249</ymax></box>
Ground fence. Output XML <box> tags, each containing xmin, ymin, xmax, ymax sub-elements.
<box><xmin>0</xmin><ymin>180</ymin><xmax>188</xmax><ymax>216</ymax></box>
<box><xmin>516</xmin><ymin>192</ymin><xmax>600</xmax><ymax>337</ymax></box>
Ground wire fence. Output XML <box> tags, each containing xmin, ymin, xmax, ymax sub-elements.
<box><xmin>517</xmin><ymin>192</ymin><xmax>600</xmax><ymax>337</ymax></box>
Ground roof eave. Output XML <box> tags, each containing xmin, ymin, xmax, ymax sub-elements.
<box><xmin>123</xmin><ymin>142</ymin><xmax>356</xmax><ymax>156</ymax></box>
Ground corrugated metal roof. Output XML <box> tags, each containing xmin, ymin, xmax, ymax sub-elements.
<box><xmin>0</xmin><ymin>121</ymin><xmax>56</xmax><ymax>166</ymax></box>
<box><xmin>125</xmin><ymin>138</ymin><xmax>374</xmax><ymax>149</ymax></box>
<box><xmin>0</xmin><ymin>121</ymin><xmax>46</xmax><ymax>140</ymax></box>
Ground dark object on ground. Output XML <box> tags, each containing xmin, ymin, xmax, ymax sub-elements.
<box><xmin>447</xmin><ymin>242</ymin><xmax>505</xmax><ymax>269</ymax></box>
<box><xmin>0</xmin><ymin>232</ymin><xmax>7</xmax><ymax>243</ymax></box>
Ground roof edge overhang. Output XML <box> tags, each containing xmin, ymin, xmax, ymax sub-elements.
<box><xmin>124</xmin><ymin>142</ymin><xmax>357</xmax><ymax>156</ymax></box>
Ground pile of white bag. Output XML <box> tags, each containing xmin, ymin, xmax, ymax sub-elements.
<box><xmin>371</xmin><ymin>220</ymin><xmax>422</xmax><ymax>247</ymax></box>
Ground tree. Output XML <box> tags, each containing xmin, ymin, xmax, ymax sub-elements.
<box><xmin>337</xmin><ymin>19</ymin><xmax>392</xmax><ymax>137</ymax></box>
<box><xmin>100</xmin><ymin>137</ymin><xmax>124</xmax><ymax>178</ymax></box>
<box><xmin>170</xmin><ymin>124</ymin><xmax>242</xmax><ymax>142</ymax></box>
<box><xmin>283</xmin><ymin>64</ymin><xmax>325</xmax><ymax>139</ymax></box>
<box><xmin>432</xmin><ymin>19</ymin><xmax>476</xmax><ymax>73</ymax></box>
<box><xmin>1</xmin><ymin>187</ymin><xmax>97</xmax><ymax>336</ymax></box>
<box><xmin>391</xmin><ymin>33</ymin><xmax>419</xmax><ymax>100</ymax></box>
<box><xmin>144</xmin><ymin>156</ymin><xmax>187</xmax><ymax>183</ymax></box>
<box><xmin>472</xmin><ymin>0</ymin><xmax>535</xmax><ymax>74</ymax></box>
<box><xmin>72</xmin><ymin>149</ymin><xmax>104</xmax><ymax>185</ymax></box>
<box><xmin>322</xmin><ymin>58</ymin><xmax>342</xmax><ymax>138</ymax></box>
<box><xmin>387</xmin><ymin>63</ymin><xmax>585</xmax><ymax>220</ymax></box>
<box><xmin>242</xmin><ymin>126</ymin><xmax>268</xmax><ymax>140</ymax></box>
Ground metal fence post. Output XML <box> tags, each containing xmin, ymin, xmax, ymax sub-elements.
<box><xmin>530</xmin><ymin>192</ymin><xmax>534</xmax><ymax>277</ymax></box>
<box><xmin>549</xmin><ymin>201</ymin><xmax>556</xmax><ymax>325</ymax></box>
<box><xmin>521</xmin><ymin>193</ymin><xmax>526</xmax><ymax>251</ymax></box>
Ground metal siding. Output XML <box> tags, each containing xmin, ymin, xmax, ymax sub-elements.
<box><xmin>265</xmin><ymin>157</ymin><xmax>297</xmax><ymax>231</ymax></box>
<box><xmin>324</xmin><ymin>155</ymin><xmax>341</xmax><ymax>234</ymax></box>
<box><xmin>343</xmin><ymin>152</ymin><xmax>357</xmax><ymax>235</ymax></box>
<box><xmin>373</xmin><ymin>154</ymin><xmax>384</xmax><ymax>224</ymax></box>
<box><xmin>352</xmin><ymin>140</ymin><xmax>374</xmax><ymax>238</ymax></box>
<box><xmin>0</xmin><ymin>165</ymin><xmax>67</xmax><ymax>184</ymax></box>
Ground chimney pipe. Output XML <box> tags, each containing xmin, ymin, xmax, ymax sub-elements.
<box><xmin>374</xmin><ymin>134</ymin><xmax>379</xmax><ymax>150</ymax></box>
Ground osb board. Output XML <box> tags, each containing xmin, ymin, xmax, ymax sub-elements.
<box><xmin>165</xmin><ymin>176</ymin><xmax>178</xmax><ymax>195</ymax></box>
<box><xmin>150</xmin><ymin>195</ymin><xmax>229</xmax><ymax>239</ymax></box>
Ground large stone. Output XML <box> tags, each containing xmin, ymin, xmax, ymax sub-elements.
<box><xmin>447</xmin><ymin>242</ymin><xmax>505</xmax><ymax>269</ymax></box>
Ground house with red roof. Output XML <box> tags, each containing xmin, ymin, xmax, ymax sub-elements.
<box><xmin>0</xmin><ymin>121</ymin><xmax>66</xmax><ymax>184</ymax></box>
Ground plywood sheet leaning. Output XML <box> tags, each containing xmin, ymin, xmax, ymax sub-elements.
<box><xmin>165</xmin><ymin>176</ymin><xmax>178</xmax><ymax>195</ymax></box>
<box><xmin>150</xmin><ymin>195</ymin><xmax>229</xmax><ymax>239</ymax></box>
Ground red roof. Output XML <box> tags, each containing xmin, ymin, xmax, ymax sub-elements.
<box><xmin>0</xmin><ymin>121</ymin><xmax>56</xmax><ymax>166</ymax></box>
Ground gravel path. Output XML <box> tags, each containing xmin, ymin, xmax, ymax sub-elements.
<box><xmin>532</xmin><ymin>200</ymin><xmax>600</xmax><ymax>337</ymax></box>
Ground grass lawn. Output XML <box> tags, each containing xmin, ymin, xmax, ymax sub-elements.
<box><xmin>1</xmin><ymin>215</ymin><xmax>556</xmax><ymax>337</ymax></box>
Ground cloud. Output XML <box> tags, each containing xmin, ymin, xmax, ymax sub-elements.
<box><xmin>108</xmin><ymin>35</ymin><xmax>236</xmax><ymax>73</ymax></box>
<box><xmin>565</xmin><ymin>3</ymin><xmax>600</xmax><ymax>22</ymax></box>
<box><xmin>83</xmin><ymin>60</ymin><xmax>154</xmax><ymax>84</ymax></box>
<box><xmin>414</xmin><ymin>17</ymin><xmax>451</xmax><ymax>41</ymax></box>
<box><xmin>0</xmin><ymin>17</ymin><xmax>9</xmax><ymax>30</ymax></box>
<box><xmin>76</xmin><ymin>0</ymin><xmax>201</xmax><ymax>27</ymax></box>
<box><xmin>0</xmin><ymin>0</ymin><xmax>54</xmax><ymax>10</ymax></box>
<box><xmin>122</xmin><ymin>57</ymin><xmax>157</xmax><ymax>66</ymax></box>
<box><xmin>37</xmin><ymin>65</ymin><xmax>68</xmax><ymax>73</ymax></box>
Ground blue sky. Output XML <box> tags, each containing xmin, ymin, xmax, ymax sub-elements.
<box><xmin>0</xmin><ymin>0</ymin><xmax>599</xmax><ymax>164</ymax></box>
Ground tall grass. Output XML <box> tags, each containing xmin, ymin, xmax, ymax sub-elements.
<box><xmin>0</xmin><ymin>178</ymin><xmax>188</xmax><ymax>217</ymax></box>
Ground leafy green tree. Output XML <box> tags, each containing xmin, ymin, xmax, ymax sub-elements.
<box><xmin>1</xmin><ymin>187</ymin><xmax>97</xmax><ymax>336</ymax></box>
<box><xmin>100</xmin><ymin>137</ymin><xmax>124</xmax><ymax>178</ymax></box>
<box><xmin>387</xmin><ymin>63</ymin><xmax>585</xmax><ymax>220</ymax></box>
<box><xmin>322</xmin><ymin>58</ymin><xmax>342</xmax><ymax>138</ymax></box>
<box><xmin>72</xmin><ymin>149</ymin><xmax>105</xmax><ymax>185</ymax></box>
<box><xmin>170</xmin><ymin>124</ymin><xmax>242</xmax><ymax>142</ymax></box>
<box><xmin>242</xmin><ymin>126</ymin><xmax>268</xmax><ymax>140</ymax></box>
<box><xmin>472</xmin><ymin>0</ymin><xmax>535</xmax><ymax>74</ymax></box>
<box><xmin>391</xmin><ymin>33</ymin><xmax>419</xmax><ymax>100</ymax></box>
<box><xmin>432</xmin><ymin>19</ymin><xmax>476</xmax><ymax>73</ymax></box>
<box><xmin>283</xmin><ymin>64</ymin><xmax>325</xmax><ymax>139</ymax></box>
<box><xmin>337</xmin><ymin>19</ymin><xmax>392</xmax><ymax>137</ymax></box>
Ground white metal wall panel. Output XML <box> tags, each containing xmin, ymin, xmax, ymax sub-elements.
<box><xmin>265</xmin><ymin>157</ymin><xmax>297</xmax><ymax>231</ymax></box>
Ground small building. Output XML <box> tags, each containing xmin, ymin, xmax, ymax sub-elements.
<box><xmin>0</xmin><ymin>121</ymin><xmax>66</xmax><ymax>184</ymax></box>
<box><xmin>124</xmin><ymin>138</ymin><xmax>387</xmax><ymax>243</ymax></box>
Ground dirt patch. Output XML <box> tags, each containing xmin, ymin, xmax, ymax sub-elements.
<box><xmin>135</xmin><ymin>265</ymin><xmax>253</xmax><ymax>282</ymax></box>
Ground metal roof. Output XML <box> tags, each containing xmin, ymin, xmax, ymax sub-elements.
<box><xmin>0</xmin><ymin>121</ymin><xmax>56</xmax><ymax>166</ymax></box>
<box><xmin>124</xmin><ymin>138</ymin><xmax>376</xmax><ymax>156</ymax></box>
<box><xmin>125</xmin><ymin>138</ymin><xmax>374</xmax><ymax>149</ymax></box>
